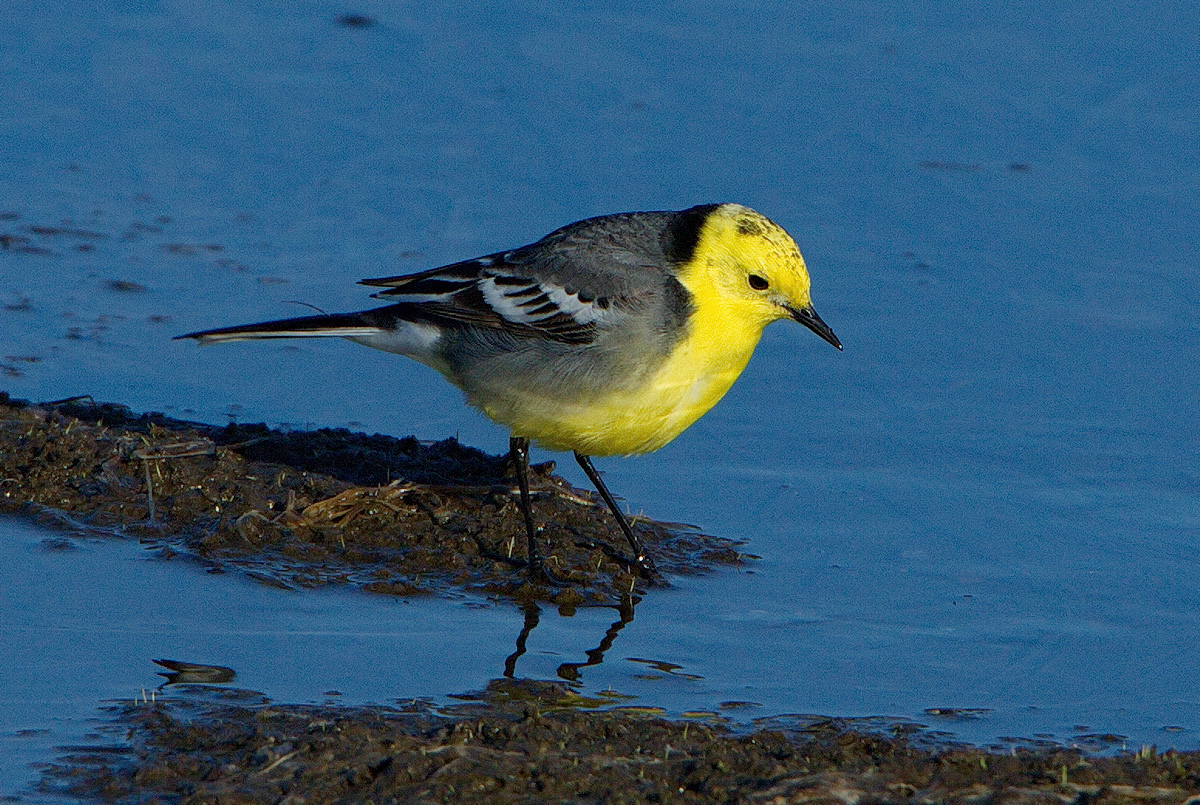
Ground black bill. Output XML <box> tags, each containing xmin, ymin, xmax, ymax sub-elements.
<box><xmin>788</xmin><ymin>305</ymin><xmax>843</xmax><ymax>350</ymax></box>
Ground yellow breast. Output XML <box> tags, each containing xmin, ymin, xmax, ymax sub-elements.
<box><xmin>492</xmin><ymin>286</ymin><xmax>768</xmax><ymax>457</ymax></box>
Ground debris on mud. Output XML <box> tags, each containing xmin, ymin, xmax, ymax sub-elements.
<box><xmin>0</xmin><ymin>393</ymin><xmax>751</xmax><ymax>604</ymax></box>
<box><xmin>39</xmin><ymin>681</ymin><xmax>1200</xmax><ymax>804</ymax></box>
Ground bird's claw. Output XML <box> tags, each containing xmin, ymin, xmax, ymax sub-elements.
<box><xmin>526</xmin><ymin>557</ymin><xmax>566</xmax><ymax>587</ymax></box>
<box><xmin>633</xmin><ymin>554</ymin><xmax>658</xmax><ymax>579</ymax></box>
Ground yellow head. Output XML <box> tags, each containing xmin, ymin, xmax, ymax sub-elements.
<box><xmin>682</xmin><ymin>204</ymin><xmax>842</xmax><ymax>349</ymax></box>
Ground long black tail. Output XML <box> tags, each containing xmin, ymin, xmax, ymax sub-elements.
<box><xmin>175</xmin><ymin>311</ymin><xmax>384</xmax><ymax>344</ymax></box>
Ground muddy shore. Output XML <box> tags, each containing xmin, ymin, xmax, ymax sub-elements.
<box><xmin>5</xmin><ymin>393</ymin><xmax>1200</xmax><ymax>803</ymax></box>
<box><xmin>38</xmin><ymin>680</ymin><xmax>1200</xmax><ymax>804</ymax></box>
<box><xmin>0</xmin><ymin>393</ymin><xmax>748</xmax><ymax>605</ymax></box>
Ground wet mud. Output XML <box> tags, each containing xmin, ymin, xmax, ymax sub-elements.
<box><xmin>38</xmin><ymin>681</ymin><xmax>1200</xmax><ymax>804</ymax></box>
<box><xmin>0</xmin><ymin>393</ymin><xmax>748</xmax><ymax>605</ymax></box>
<box><xmin>6</xmin><ymin>392</ymin><xmax>1200</xmax><ymax>803</ymax></box>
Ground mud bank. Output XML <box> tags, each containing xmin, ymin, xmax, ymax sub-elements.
<box><xmin>39</xmin><ymin>681</ymin><xmax>1200</xmax><ymax>804</ymax></box>
<box><xmin>0</xmin><ymin>393</ymin><xmax>748</xmax><ymax>605</ymax></box>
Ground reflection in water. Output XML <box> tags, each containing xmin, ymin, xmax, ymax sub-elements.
<box><xmin>503</xmin><ymin>602</ymin><xmax>541</xmax><ymax>679</ymax></box>
<box><xmin>154</xmin><ymin>658</ymin><xmax>238</xmax><ymax>686</ymax></box>
<box><xmin>556</xmin><ymin>596</ymin><xmax>638</xmax><ymax>684</ymax></box>
<box><xmin>626</xmin><ymin>657</ymin><xmax>704</xmax><ymax>681</ymax></box>
<box><xmin>503</xmin><ymin>596</ymin><xmax>640</xmax><ymax>684</ymax></box>
<box><xmin>145</xmin><ymin>595</ymin><xmax>648</xmax><ymax>700</ymax></box>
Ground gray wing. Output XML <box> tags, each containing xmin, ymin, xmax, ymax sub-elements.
<box><xmin>360</xmin><ymin>211</ymin><xmax>691</xmax><ymax>345</ymax></box>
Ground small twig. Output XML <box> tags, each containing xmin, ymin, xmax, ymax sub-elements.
<box><xmin>256</xmin><ymin>749</ymin><xmax>300</xmax><ymax>776</ymax></box>
<box><xmin>133</xmin><ymin>439</ymin><xmax>215</xmax><ymax>460</ymax></box>
<box><xmin>143</xmin><ymin>460</ymin><xmax>156</xmax><ymax>522</ymax></box>
<box><xmin>548</xmin><ymin>485</ymin><xmax>598</xmax><ymax>507</ymax></box>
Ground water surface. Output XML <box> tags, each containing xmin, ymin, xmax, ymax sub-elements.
<box><xmin>2</xmin><ymin>0</ymin><xmax>1199</xmax><ymax>796</ymax></box>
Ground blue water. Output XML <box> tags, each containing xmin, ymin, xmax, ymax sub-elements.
<box><xmin>3</xmin><ymin>0</ymin><xmax>1199</xmax><ymax>797</ymax></box>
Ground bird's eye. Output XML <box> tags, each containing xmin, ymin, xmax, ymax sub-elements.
<box><xmin>748</xmin><ymin>274</ymin><xmax>769</xmax><ymax>291</ymax></box>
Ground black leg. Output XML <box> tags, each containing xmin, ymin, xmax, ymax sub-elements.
<box><xmin>574</xmin><ymin>452</ymin><xmax>657</xmax><ymax>577</ymax></box>
<box><xmin>509</xmin><ymin>436</ymin><xmax>548</xmax><ymax>579</ymax></box>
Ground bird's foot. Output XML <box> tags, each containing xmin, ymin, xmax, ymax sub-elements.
<box><xmin>576</xmin><ymin>539</ymin><xmax>661</xmax><ymax>581</ymax></box>
<box><xmin>526</xmin><ymin>556</ymin><xmax>566</xmax><ymax>587</ymax></box>
<box><xmin>632</xmin><ymin>553</ymin><xmax>658</xmax><ymax>580</ymax></box>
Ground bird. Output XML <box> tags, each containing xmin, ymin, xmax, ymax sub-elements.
<box><xmin>177</xmin><ymin>203</ymin><xmax>842</xmax><ymax>581</ymax></box>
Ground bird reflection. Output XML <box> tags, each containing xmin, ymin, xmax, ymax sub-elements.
<box><xmin>503</xmin><ymin>595</ymin><xmax>639</xmax><ymax>683</ymax></box>
<box><xmin>503</xmin><ymin>602</ymin><xmax>541</xmax><ymax>678</ymax></box>
<box><xmin>148</xmin><ymin>595</ymin><xmax>643</xmax><ymax>696</ymax></box>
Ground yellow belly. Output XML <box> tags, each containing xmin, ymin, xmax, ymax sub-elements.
<box><xmin>483</xmin><ymin>331</ymin><xmax>761</xmax><ymax>456</ymax></box>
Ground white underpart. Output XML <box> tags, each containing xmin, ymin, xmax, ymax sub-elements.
<box><xmin>350</xmin><ymin>320</ymin><xmax>444</xmax><ymax>364</ymax></box>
